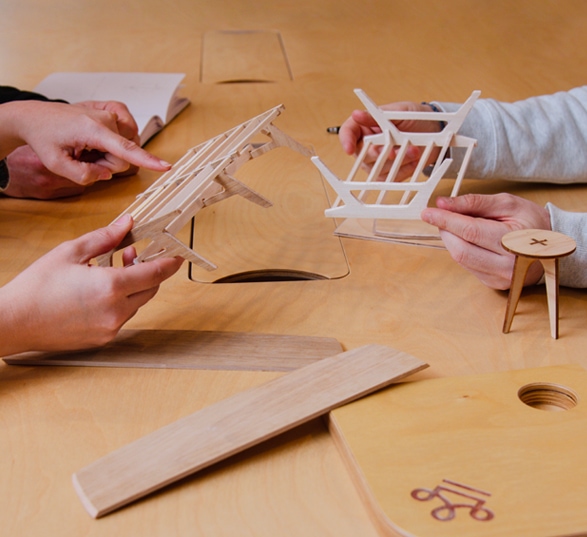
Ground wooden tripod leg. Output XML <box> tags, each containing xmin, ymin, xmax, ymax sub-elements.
<box><xmin>542</xmin><ymin>257</ymin><xmax>560</xmax><ymax>339</ymax></box>
<box><xmin>502</xmin><ymin>256</ymin><xmax>535</xmax><ymax>334</ymax></box>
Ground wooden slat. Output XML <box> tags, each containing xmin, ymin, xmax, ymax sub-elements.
<box><xmin>72</xmin><ymin>344</ymin><xmax>427</xmax><ymax>518</ymax></box>
<box><xmin>3</xmin><ymin>329</ymin><xmax>343</xmax><ymax>372</ymax></box>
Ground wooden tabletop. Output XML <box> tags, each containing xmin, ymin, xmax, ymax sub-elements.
<box><xmin>2</xmin><ymin>1</ymin><xmax>587</xmax><ymax>535</ymax></box>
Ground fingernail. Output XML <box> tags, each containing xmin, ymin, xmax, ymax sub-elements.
<box><xmin>113</xmin><ymin>214</ymin><xmax>132</xmax><ymax>226</ymax></box>
<box><xmin>159</xmin><ymin>159</ymin><xmax>172</xmax><ymax>168</ymax></box>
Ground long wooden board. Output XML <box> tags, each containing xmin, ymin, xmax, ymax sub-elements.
<box><xmin>72</xmin><ymin>344</ymin><xmax>427</xmax><ymax>518</ymax></box>
<box><xmin>2</xmin><ymin>329</ymin><xmax>343</xmax><ymax>372</ymax></box>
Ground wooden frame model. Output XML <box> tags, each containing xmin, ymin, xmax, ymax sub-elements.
<box><xmin>311</xmin><ymin>89</ymin><xmax>479</xmax><ymax>240</ymax></box>
<box><xmin>96</xmin><ymin>105</ymin><xmax>314</xmax><ymax>269</ymax></box>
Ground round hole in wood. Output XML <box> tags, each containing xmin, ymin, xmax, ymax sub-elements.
<box><xmin>518</xmin><ymin>382</ymin><xmax>578</xmax><ymax>411</ymax></box>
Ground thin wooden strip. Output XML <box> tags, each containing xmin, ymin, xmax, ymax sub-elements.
<box><xmin>72</xmin><ymin>344</ymin><xmax>427</xmax><ymax>518</ymax></box>
<box><xmin>3</xmin><ymin>330</ymin><xmax>343</xmax><ymax>372</ymax></box>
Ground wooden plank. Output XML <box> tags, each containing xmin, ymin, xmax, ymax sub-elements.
<box><xmin>2</xmin><ymin>329</ymin><xmax>343</xmax><ymax>372</ymax></box>
<box><xmin>72</xmin><ymin>344</ymin><xmax>427</xmax><ymax>518</ymax></box>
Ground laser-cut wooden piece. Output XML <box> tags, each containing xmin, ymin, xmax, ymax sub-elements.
<box><xmin>312</xmin><ymin>89</ymin><xmax>479</xmax><ymax>241</ymax></box>
<box><xmin>96</xmin><ymin>105</ymin><xmax>314</xmax><ymax>268</ymax></box>
<box><xmin>72</xmin><ymin>344</ymin><xmax>427</xmax><ymax>518</ymax></box>
<box><xmin>329</xmin><ymin>364</ymin><xmax>587</xmax><ymax>537</ymax></box>
<box><xmin>2</xmin><ymin>329</ymin><xmax>343</xmax><ymax>372</ymax></box>
<box><xmin>501</xmin><ymin>229</ymin><xmax>576</xmax><ymax>339</ymax></box>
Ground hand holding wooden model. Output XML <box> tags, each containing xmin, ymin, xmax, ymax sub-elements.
<box><xmin>0</xmin><ymin>100</ymin><xmax>183</xmax><ymax>356</ymax></box>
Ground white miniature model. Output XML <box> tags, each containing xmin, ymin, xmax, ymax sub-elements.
<box><xmin>312</xmin><ymin>89</ymin><xmax>479</xmax><ymax>241</ymax></box>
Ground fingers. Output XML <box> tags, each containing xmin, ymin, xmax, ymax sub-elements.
<box><xmin>63</xmin><ymin>214</ymin><xmax>135</xmax><ymax>264</ymax></box>
<box><xmin>338</xmin><ymin>110</ymin><xmax>380</xmax><ymax>155</ymax></box>
<box><xmin>122</xmin><ymin>256</ymin><xmax>184</xmax><ymax>298</ymax></box>
<box><xmin>86</xmin><ymin>130</ymin><xmax>171</xmax><ymax>175</ymax></box>
<box><xmin>422</xmin><ymin>206</ymin><xmax>509</xmax><ymax>253</ymax></box>
<box><xmin>438</xmin><ymin>229</ymin><xmax>516</xmax><ymax>290</ymax></box>
<box><xmin>433</xmin><ymin>193</ymin><xmax>518</xmax><ymax>220</ymax></box>
<box><xmin>75</xmin><ymin>100</ymin><xmax>140</xmax><ymax>143</ymax></box>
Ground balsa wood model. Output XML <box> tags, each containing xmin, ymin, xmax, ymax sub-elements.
<box><xmin>501</xmin><ymin>229</ymin><xmax>576</xmax><ymax>339</ymax></box>
<box><xmin>312</xmin><ymin>89</ymin><xmax>479</xmax><ymax>242</ymax></box>
<box><xmin>96</xmin><ymin>105</ymin><xmax>314</xmax><ymax>268</ymax></box>
<box><xmin>72</xmin><ymin>344</ymin><xmax>427</xmax><ymax>518</ymax></box>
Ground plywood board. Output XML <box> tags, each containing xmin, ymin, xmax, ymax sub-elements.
<box><xmin>2</xmin><ymin>329</ymin><xmax>343</xmax><ymax>372</ymax></box>
<box><xmin>328</xmin><ymin>365</ymin><xmax>587</xmax><ymax>537</ymax></box>
<box><xmin>201</xmin><ymin>30</ymin><xmax>292</xmax><ymax>83</ymax></box>
<box><xmin>72</xmin><ymin>344</ymin><xmax>427</xmax><ymax>518</ymax></box>
<box><xmin>189</xmin><ymin>147</ymin><xmax>350</xmax><ymax>282</ymax></box>
<box><xmin>334</xmin><ymin>217</ymin><xmax>445</xmax><ymax>249</ymax></box>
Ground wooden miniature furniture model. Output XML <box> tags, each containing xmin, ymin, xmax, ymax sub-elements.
<box><xmin>311</xmin><ymin>89</ymin><xmax>479</xmax><ymax>232</ymax></box>
<box><xmin>96</xmin><ymin>105</ymin><xmax>314</xmax><ymax>269</ymax></box>
<box><xmin>501</xmin><ymin>229</ymin><xmax>576</xmax><ymax>339</ymax></box>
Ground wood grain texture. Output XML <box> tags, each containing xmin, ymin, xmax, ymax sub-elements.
<box><xmin>72</xmin><ymin>344</ymin><xmax>427</xmax><ymax>518</ymax></box>
<box><xmin>501</xmin><ymin>230</ymin><xmax>577</xmax><ymax>338</ymax></box>
<box><xmin>501</xmin><ymin>229</ymin><xmax>577</xmax><ymax>259</ymax></box>
<box><xmin>3</xmin><ymin>1</ymin><xmax>587</xmax><ymax>535</ymax></box>
<box><xmin>3</xmin><ymin>329</ymin><xmax>343</xmax><ymax>371</ymax></box>
<box><xmin>329</xmin><ymin>364</ymin><xmax>587</xmax><ymax>537</ymax></box>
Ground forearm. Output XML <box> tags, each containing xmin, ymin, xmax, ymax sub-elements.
<box><xmin>440</xmin><ymin>87</ymin><xmax>587</xmax><ymax>183</ymax></box>
<box><xmin>547</xmin><ymin>203</ymin><xmax>587</xmax><ymax>287</ymax></box>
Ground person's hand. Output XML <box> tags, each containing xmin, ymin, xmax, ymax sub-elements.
<box><xmin>0</xmin><ymin>100</ymin><xmax>171</xmax><ymax>187</ymax></box>
<box><xmin>3</xmin><ymin>145</ymin><xmax>86</xmax><ymax>198</ymax></box>
<box><xmin>338</xmin><ymin>101</ymin><xmax>442</xmax><ymax>181</ymax></box>
<box><xmin>2</xmin><ymin>101</ymin><xmax>145</xmax><ymax>199</ymax></box>
<box><xmin>421</xmin><ymin>193</ymin><xmax>552</xmax><ymax>290</ymax></box>
<box><xmin>0</xmin><ymin>214</ymin><xmax>184</xmax><ymax>355</ymax></box>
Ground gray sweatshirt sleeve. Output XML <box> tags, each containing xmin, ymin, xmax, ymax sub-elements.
<box><xmin>546</xmin><ymin>203</ymin><xmax>587</xmax><ymax>287</ymax></box>
<box><xmin>438</xmin><ymin>89</ymin><xmax>587</xmax><ymax>287</ymax></box>
<box><xmin>439</xmin><ymin>87</ymin><xmax>587</xmax><ymax>183</ymax></box>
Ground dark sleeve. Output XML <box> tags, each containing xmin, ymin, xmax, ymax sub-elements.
<box><xmin>0</xmin><ymin>85</ymin><xmax>67</xmax><ymax>104</ymax></box>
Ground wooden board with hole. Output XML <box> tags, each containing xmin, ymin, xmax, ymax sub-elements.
<box><xmin>328</xmin><ymin>365</ymin><xmax>587</xmax><ymax>537</ymax></box>
<box><xmin>3</xmin><ymin>329</ymin><xmax>343</xmax><ymax>372</ymax></box>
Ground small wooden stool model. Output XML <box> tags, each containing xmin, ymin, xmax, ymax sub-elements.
<box><xmin>501</xmin><ymin>229</ymin><xmax>576</xmax><ymax>339</ymax></box>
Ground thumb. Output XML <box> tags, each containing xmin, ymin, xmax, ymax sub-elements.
<box><xmin>68</xmin><ymin>214</ymin><xmax>134</xmax><ymax>264</ymax></box>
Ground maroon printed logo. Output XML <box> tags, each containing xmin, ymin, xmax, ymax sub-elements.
<box><xmin>411</xmin><ymin>479</ymin><xmax>495</xmax><ymax>522</ymax></box>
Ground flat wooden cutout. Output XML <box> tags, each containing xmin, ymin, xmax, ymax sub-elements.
<box><xmin>72</xmin><ymin>344</ymin><xmax>427</xmax><ymax>518</ymax></box>
<box><xmin>200</xmin><ymin>30</ymin><xmax>292</xmax><ymax>84</ymax></box>
<box><xmin>96</xmin><ymin>105</ymin><xmax>314</xmax><ymax>269</ymax></box>
<box><xmin>187</xmin><ymin>145</ymin><xmax>350</xmax><ymax>282</ymax></box>
<box><xmin>2</xmin><ymin>329</ymin><xmax>343</xmax><ymax>372</ymax></box>
<box><xmin>501</xmin><ymin>229</ymin><xmax>576</xmax><ymax>339</ymax></box>
<box><xmin>334</xmin><ymin>217</ymin><xmax>445</xmax><ymax>249</ymax></box>
<box><xmin>329</xmin><ymin>364</ymin><xmax>587</xmax><ymax>537</ymax></box>
<box><xmin>312</xmin><ymin>89</ymin><xmax>479</xmax><ymax>241</ymax></box>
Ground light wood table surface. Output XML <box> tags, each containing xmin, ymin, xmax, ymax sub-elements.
<box><xmin>2</xmin><ymin>1</ymin><xmax>587</xmax><ymax>535</ymax></box>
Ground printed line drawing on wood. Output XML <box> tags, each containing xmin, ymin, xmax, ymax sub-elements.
<box><xmin>312</xmin><ymin>89</ymin><xmax>479</xmax><ymax>243</ymax></box>
<box><xmin>96</xmin><ymin>105</ymin><xmax>314</xmax><ymax>269</ymax></box>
